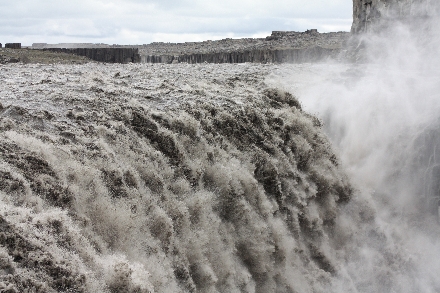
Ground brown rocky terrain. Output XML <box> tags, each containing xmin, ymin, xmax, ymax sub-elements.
<box><xmin>0</xmin><ymin>48</ymin><xmax>90</xmax><ymax>65</ymax></box>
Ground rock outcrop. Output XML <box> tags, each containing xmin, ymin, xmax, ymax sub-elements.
<box><xmin>41</xmin><ymin>48</ymin><xmax>141</xmax><ymax>64</ymax></box>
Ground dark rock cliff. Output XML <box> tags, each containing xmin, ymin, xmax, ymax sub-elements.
<box><xmin>351</xmin><ymin>0</ymin><xmax>439</xmax><ymax>33</ymax></box>
<box><xmin>144</xmin><ymin>46</ymin><xmax>340</xmax><ymax>64</ymax></box>
<box><xmin>41</xmin><ymin>48</ymin><xmax>141</xmax><ymax>63</ymax></box>
<box><xmin>29</xmin><ymin>31</ymin><xmax>348</xmax><ymax>64</ymax></box>
<box><xmin>5</xmin><ymin>43</ymin><xmax>21</xmax><ymax>49</ymax></box>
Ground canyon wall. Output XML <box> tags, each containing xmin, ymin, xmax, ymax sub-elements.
<box><xmin>140</xmin><ymin>31</ymin><xmax>349</xmax><ymax>64</ymax></box>
<box><xmin>351</xmin><ymin>0</ymin><xmax>439</xmax><ymax>33</ymax></box>
<box><xmin>143</xmin><ymin>46</ymin><xmax>340</xmax><ymax>64</ymax></box>
<box><xmin>41</xmin><ymin>48</ymin><xmax>141</xmax><ymax>63</ymax></box>
<box><xmin>30</xmin><ymin>31</ymin><xmax>348</xmax><ymax>64</ymax></box>
<box><xmin>4</xmin><ymin>43</ymin><xmax>21</xmax><ymax>49</ymax></box>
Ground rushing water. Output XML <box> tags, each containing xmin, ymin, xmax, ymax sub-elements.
<box><xmin>269</xmin><ymin>14</ymin><xmax>440</xmax><ymax>293</ymax></box>
<box><xmin>1</xmin><ymin>16</ymin><xmax>440</xmax><ymax>293</ymax></box>
<box><xmin>0</xmin><ymin>62</ymin><xmax>355</xmax><ymax>293</ymax></box>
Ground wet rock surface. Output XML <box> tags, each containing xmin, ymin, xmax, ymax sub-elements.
<box><xmin>351</xmin><ymin>0</ymin><xmax>439</xmax><ymax>33</ymax></box>
<box><xmin>344</xmin><ymin>0</ymin><xmax>440</xmax><ymax>62</ymax></box>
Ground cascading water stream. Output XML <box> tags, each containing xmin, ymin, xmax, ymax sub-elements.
<box><xmin>1</xmin><ymin>6</ymin><xmax>440</xmax><ymax>292</ymax></box>
<box><xmin>268</xmin><ymin>11</ymin><xmax>440</xmax><ymax>292</ymax></box>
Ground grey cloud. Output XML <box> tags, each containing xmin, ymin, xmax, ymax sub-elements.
<box><xmin>0</xmin><ymin>0</ymin><xmax>352</xmax><ymax>45</ymax></box>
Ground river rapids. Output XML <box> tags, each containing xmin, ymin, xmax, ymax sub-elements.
<box><xmin>1</xmin><ymin>18</ymin><xmax>440</xmax><ymax>293</ymax></box>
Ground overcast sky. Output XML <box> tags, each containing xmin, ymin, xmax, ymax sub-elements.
<box><xmin>0</xmin><ymin>0</ymin><xmax>352</xmax><ymax>45</ymax></box>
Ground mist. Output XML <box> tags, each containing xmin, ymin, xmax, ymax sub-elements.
<box><xmin>268</xmin><ymin>6</ymin><xmax>440</xmax><ymax>292</ymax></box>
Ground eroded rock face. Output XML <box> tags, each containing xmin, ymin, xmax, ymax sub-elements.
<box><xmin>351</xmin><ymin>0</ymin><xmax>438</xmax><ymax>33</ymax></box>
<box><xmin>41</xmin><ymin>48</ymin><xmax>141</xmax><ymax>64</ymax></box>
<box><xmin>4</xmin><ymin>44</ymin><xmax>21</xmax><ymax>49</ymax></box>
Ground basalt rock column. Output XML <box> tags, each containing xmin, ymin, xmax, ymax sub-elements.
<box><xmin>5</xmin><ymin>43</ymin><xmax>21</xmax><ymax>49</ymax></box>
<box><xmin>41</xmin><ymin>47</ymin><xmax>141</xmax><ymax>63</ymax></box>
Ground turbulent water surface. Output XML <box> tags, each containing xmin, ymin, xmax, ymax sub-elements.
<box><xmin>0</xmin><ymin>62</ymin><xmax>355</xmax><ymax>292</ymax></box>
<box><xmin>1</xmin><ymin>15</ymin><xmax>440</xmax><ymax>293</ymax></box>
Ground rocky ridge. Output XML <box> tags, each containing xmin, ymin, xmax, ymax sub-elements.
<box><xmin>140</xmin><ymin>31</ymin><xmax>348</xmax><ymax>55</ymax></box>
<box><xmin>140</xmin><ymin>30</ymin><xmax>349</xmax><ymax>64</ymax></box>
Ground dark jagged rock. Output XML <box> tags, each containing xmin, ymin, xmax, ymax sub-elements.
<box><xmin>41</xmin><ymin>48</ymin><xmax>141</xmax><ymax>63</ymax></box>
<box><xmin>345</xmin><ymin>0</ymin><xmax>440</xmax><ymax>62</ymax></box>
